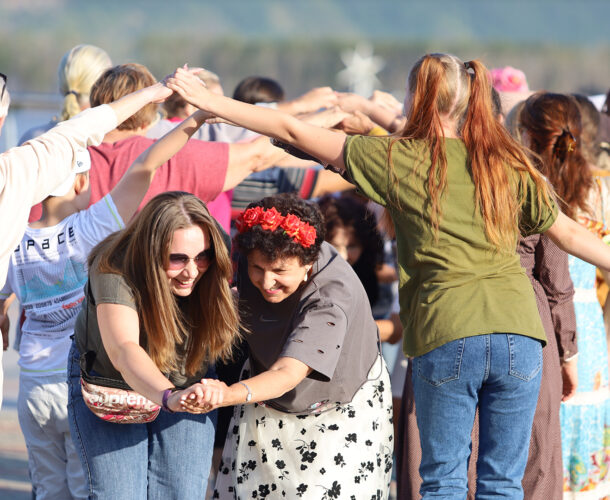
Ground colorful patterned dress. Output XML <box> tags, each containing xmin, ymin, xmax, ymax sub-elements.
<box><xmin>560</xmin><ymin>181</ymin><xmax>610</xmax><ymax>498</ymax></box>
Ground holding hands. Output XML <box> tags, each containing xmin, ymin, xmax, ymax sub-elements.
<box><xmin>166</xmin><ymin>66</ymin><xmax>213</xmax><ymax>111</ymax></box>
<box><xmin>175</xmin><ymin>378</ymin><xmax>231</xmax><ymax>414</ymax></box>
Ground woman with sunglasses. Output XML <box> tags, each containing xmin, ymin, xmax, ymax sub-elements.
<box><xmin>66</xmin><ymin>191</ymin><xmax>240</xmax><ymax>499</ymax></box>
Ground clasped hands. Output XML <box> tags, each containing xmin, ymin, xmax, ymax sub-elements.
<box><xmin>177</xmin><ymin>378</ymin><xmax>230</xmax><ymax>414</ymax></box>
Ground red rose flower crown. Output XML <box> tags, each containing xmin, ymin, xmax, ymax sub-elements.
<box><xmin>236</xmin><ymin>206</ymin><xmax>317</xmax><ymax>248</ymax></box>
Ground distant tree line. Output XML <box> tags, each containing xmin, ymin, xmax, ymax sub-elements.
<box><xmin>1</xmin><ymin>33</ymin><xmax>609</xmax><ymax>100</ymax></box>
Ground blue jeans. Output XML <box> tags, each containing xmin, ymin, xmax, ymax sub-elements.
<box><xmin>67</xmin><ymin>343</ymin><xmax>216</xmax><ymax>500</ymax></box>
<box><xmin>412</xmin><ymin>334</ymin><xmax>542</xmax><ymax>500</ymax></box>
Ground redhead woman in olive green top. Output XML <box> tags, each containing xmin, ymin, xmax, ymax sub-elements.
<box><xmin>168</xmin><ymin>55</ymin><xmax>610</xmax><ymax>498</ymax></box>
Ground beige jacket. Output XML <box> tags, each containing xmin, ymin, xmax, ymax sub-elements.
<box><xmin>0</xmin><ymin>104</ymin><xmax>117</xmax><ymax>288</ymax></box>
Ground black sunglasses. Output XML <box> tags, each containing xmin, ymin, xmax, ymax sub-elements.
<box><xmin>0</xmin><ymin>73</ymin><xmax>6</xmax><ymax>102</ymax></box>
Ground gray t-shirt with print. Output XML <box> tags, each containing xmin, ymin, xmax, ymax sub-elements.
<box><xmin>238</xmin><ymin>241</ymin><xmax>380</xmax><ymax>413</ymax></box>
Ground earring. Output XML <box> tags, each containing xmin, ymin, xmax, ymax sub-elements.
<box><xmin>304</xmin><ymin>266</ymin><xmax>311</xmax><ymax>282</ymax></box>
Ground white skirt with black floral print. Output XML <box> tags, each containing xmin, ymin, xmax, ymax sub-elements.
<box><xmin>212</xmin><ymin>354</ymin><xmax>393</xmax><ymax>499</ymax></box>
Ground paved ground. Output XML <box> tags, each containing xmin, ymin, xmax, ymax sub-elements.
<box><xmin>0</xmin><ymin>299</ymin><xmax>31</xmax><ymax>500</ymax></box>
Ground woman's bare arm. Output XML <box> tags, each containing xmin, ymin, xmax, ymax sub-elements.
<box><xmin>545</xmin><ymin>211</ymin><xmax>610</xmax><ymax>271</ymax></box>
<box><xmin>166</xmin><ymin>67</ymin><xmax>348</xmax><ymax>173</ymax></box>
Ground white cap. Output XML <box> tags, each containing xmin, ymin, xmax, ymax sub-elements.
<box><xmin>50</xmin><ymin>149</ymin><xmax>91</xmax><ymax>197</ymax></box>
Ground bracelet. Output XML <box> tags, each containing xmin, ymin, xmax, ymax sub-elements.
<box><xmin>238</xmin><ymin>381</ymin><xmax>252</xmax><ymax>403</ymax></box>
<box><xmin>162</xmin><ymin>388</ymin><xmax>177</xmax><ymax>413</ymax></box>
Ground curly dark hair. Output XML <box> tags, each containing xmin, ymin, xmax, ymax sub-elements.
<box><xmin>235</xmin><ymin>194</ymin><xmax>325</xmax><ymax>265</ymax></box>
<box><xmin>317</xmin><ymin>195</ymin><xmax>383</xmax><ymax>305</ymax></box>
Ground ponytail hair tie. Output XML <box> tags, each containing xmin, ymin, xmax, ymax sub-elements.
<box><xmin>66</xmin><ymin>90</ymin><xmax>79</xmax><ymax>98</ymax></box>
<box><xmin>556</xmin><ymin>128</ymin><xmax>576</xmax><ymax>155</ymax></box>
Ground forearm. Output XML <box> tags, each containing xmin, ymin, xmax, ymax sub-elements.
<box><xmin>310</xmin><ymin>169</ymin><xmax>354</xmax><ymax>197</ymax></box>
<box><xmin>132</xmin><ymin>110</ymin><xmax>209</xmax><ymax>173</ymax></box>
<box><xmin>545</xmin><ymin>212</ymin><xmax>610</xmax><ymax>272</ymax></box>
<box><xmin>277</xmin><ymin>86</ymin><xmax>337</xmax><ymax>115</ymax></box>
<box><xmin>169</xmin><ymin>70</ymin><xmax>346</xmax><ymax>168</ymax></box>
<box><xmin>107</xmin><ymin>84</ymin><xmax>163</xmax><ymax>126</ymax></box>
<box><xmin>337</xmin><ymin>94</ymin><xmax>403</xmax><ymax>133</ymax></box>
<box><xmin>377</xmin><ymin>314</ymin><xmax>402</xmax><ymax>344</ymax></box>
<box><xmin>359</xmin><ymin>99</ymin><xmax>404</xmax><ymax>133</ymax></box>
<box><xmin>368</xmin><ymin>106</ymin><xmax>405</xmax><ymax>133</ymax></box>
<box><xmin>274</xmin><ymin>156</ymin><xmax>318</xmax><ymax>168</ymax></box>
<box><xmin>222</xmin><ymin>137</ymin><xmax>286</xmax><ymax>191</ymax></box>
<box><xmin>111</xmin><ymin>110</ymin><xmax>212</xmax><ymax>220</ymax></box>
<box><xmin>376</xmin><ymin>319</ymin><xmax>395</xmax><ymax>343</ymax></box>
<box><xmin>222</xmin><ymin>360</ymin><xmax>309</xmax><ymax>407</ymax></box>
<box><xmin>206</xmin><ymin>94</ymin><xmax>306</xmax><ymax>144</ymax></box>
<box><xmin>109</xmin><ymin>342</ymin><xmax>174</xmax><ymax>406</ymax></box>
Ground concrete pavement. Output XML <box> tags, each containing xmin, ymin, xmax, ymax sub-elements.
<box><xmin>0</xmin><ymin>299</ymin><xmax>31</xmax><ymax>499</ymax></box>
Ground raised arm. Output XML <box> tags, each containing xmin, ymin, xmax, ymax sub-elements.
<box><xmin>336</xmin><ymin>92</ymin><xmax>405</xmax><ymax>133</ymax></box>
<box><xmin>110</xmin><ymin>109</ymin><xmax>211</xmax><ymax>222</ymax></box>
<box><xmin>107</xmin><ymin>82</ymin><xmax>172</xmax><ymax>127</ymax></box>
<box><xmin>223</xmin><ymin>137</ymin><xmax>287</xmax><ymax>191</ymax></box>
<box><xmin>277</xmin><ymin>86</ymin><xmax>338</xmax><ymax>115</ymax></box>
<box><xmin>545</xmin><ymin>211</ymin><xmax>610</xmax><ymax>271</ymax></box>
<box><xmin>166</xmin><ymin>68</ymin><xmax>348</xmax><ymax>173</ymax></box>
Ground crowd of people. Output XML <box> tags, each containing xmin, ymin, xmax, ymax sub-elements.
<box><xmin>1</xmin><ymin>43</ymin><xmax>610</xmax><ymax>500</ymax></box>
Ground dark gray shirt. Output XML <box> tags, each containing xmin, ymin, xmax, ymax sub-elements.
<box><xmin>238</xmin><ymin>241</ymin><xmax>380</xmax><ymax>413</ymax></box>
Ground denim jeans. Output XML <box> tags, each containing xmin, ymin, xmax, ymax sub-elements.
<box><xmin>412</xmin><ymin>333</ymin><xmax>542</xmax><ymax>500</ymax></box>
<box><xmin>67</xmin><ymin>343</ymin><xmax>216</xmax><ymax>500</ymax></box>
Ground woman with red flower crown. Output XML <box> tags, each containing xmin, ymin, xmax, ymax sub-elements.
<box><xmin>182</xmin><ymin>193</ymin><xmax>393</xmax><ymax>498</ymax></box>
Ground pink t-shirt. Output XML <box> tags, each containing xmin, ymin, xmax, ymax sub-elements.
<box><xmin>206</xmin><ymin>190</ymin><xmax>233</xmax><ymax>233</ymax></box>
<box><xmin>30</xmin><ymin>135</ymin><xmax>229</xmax><ymax>224</ymax></box>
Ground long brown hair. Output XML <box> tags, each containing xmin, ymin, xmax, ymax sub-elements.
<box><xmin>519</xmin><ymin>92</ymin><xmax>591</xmax><ymax>219</ymax></box>
<box><xmin>89</xmin><ymin>192</ymin><xmax>240</xmax><ymax>376</ymax></box>
<box><xmin>389</xmin><ymin>53</ymin><xmax>553</xmax><ymax>250</ymax></box>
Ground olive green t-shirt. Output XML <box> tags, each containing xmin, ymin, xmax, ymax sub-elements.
<box><xmin>344</xmin><ymin>135</ymin><xmax>558</xmax><ymax>357</ymax></box>
<box><xmin>74</xmin><ymin>266</ymin><xmax>209</xmax><ymax>388</ymax></box>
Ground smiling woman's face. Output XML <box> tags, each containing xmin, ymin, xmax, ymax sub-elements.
<box><xmin>164</xmin><ymin>225</ymin><xmax>211</xmax><ymax>297</ymax></box>
<box><xmin>247</xmin><ymin>249</ymin><xmax>310</xmax><ymax>303</ymax></box>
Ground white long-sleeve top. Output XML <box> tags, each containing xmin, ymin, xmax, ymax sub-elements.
<box><xmin>0</xmin><ymin>104</ymin><xmax>118</xmax><ymax>288</ymax></box>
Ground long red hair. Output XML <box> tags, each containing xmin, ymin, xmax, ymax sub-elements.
<box><xmin>388</xmin><ymin>53</ymin><xmax>553</xmax><ymax>250</ymax></box>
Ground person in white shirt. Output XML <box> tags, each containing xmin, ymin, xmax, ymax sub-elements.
<box><xmin>0</xmin><ymin>90</ymin><xmax>219</xmax><ymax>499</ymax></box>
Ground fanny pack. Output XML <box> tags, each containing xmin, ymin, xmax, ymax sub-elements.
<box><xmin>78</xmin><ymin>281</ymin><xmax>160</xmax><ymax>424</ymax></box>
<box><xmin>79</xmin><ymin>350</ymin><xmax>160</xmax><ymax>424</ymax></box>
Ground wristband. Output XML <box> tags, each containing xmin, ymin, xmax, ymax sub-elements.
<box><xmin>162</xmin><ymin>388</ymin><xmax>177</xmax><ymax>413</ymax></box>
<box><xmin>238</xmin><ymin>381</ymin><xmax>252</xmax><ymax>403</ymax></box>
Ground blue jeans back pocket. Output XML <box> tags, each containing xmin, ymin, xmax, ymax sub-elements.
<box><xmin>507</xmin><ymin>334</ymin><xmax>542</xmax><ymax>381</ymax></box>
<box><xmin>415</xmin><ymin>338</ymin><xmax>465</xmax><ymax>387</ymax></box>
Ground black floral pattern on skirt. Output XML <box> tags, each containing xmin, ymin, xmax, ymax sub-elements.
<box><xmin>213</xmin><ymin>355</ymin><xmax>393</xmax><ymax>499</ymax></box>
